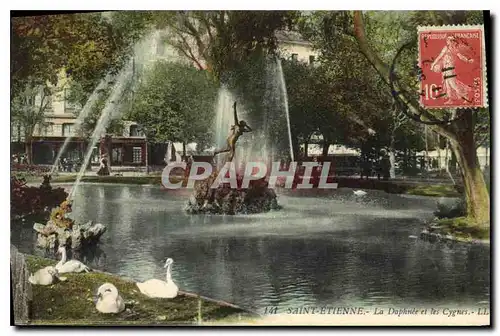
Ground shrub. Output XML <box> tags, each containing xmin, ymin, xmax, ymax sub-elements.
<box><xmin>11</xmin><ymin>176</ymin><xmax>68</xmax><ymax>219</ymax></box>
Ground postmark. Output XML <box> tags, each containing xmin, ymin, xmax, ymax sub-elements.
<box><xmin>418</xmin><ymin>25</ymin><xmax>487</xmax><ymax>109</ymax></box>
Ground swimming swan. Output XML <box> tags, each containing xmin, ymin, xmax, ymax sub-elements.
<box><xmin>136</xmin><ymin>258</ymin><xmax>179</xmax><ymax>299</ymax></box>
<box><xmin>55</xmin><ymin>245</ymin><xmax>90</xmax><ymax>273</ymax></box>
<box><xmin>28</xmin><ymin>266</ymin><xmax>65</xmax><ymax>285</ymax></box>
<box><xmin>95</xmin><ymin>283</ymin><xmax>125</xmax><ymax>314</ymax></box>
<box><xmin>353</xmin><ymin>190</ymin><xmax>367</xmax><ymax>197</ymax></box>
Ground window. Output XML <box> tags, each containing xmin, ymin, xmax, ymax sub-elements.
<box><xmin>309</xmin><ymin>55</ymin><xmax>316</xmax><ymax>65</ymax></box>
<box><xmin>129</xmin><ymin>125</ymin><xmax>139</xmax><ymax>137</ymax></box>
<box><xmin>62</xmin><ymin>123</ymin><xmax>74</xmax><ymax>136</ymax></box>
<box><xmin>38</xmin><ymin>123</ymin><xmax>54</xmax><ymax>136</ymax></box>
<box><xmin>291</xmin><ymin>53</ymin><xmax>298</xmax><ymax>61</ymax></box>
<box><xmin>112</xmin><ymin>147</ymin><xmax>123</xmax><ymax>164</ymax></box>
<box><xmin>133</xmin><ymin>147</ymin><xmax>142</xmax><ymax>163</ymax></box>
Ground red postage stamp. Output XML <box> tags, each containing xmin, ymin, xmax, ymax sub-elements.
<box><xmin>418</xmin><ymin>25</ymin><xmax>487</xmax><ymax>109</ymax></box>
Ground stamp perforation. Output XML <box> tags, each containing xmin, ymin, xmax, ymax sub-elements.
<box><xmin>417</xmin><ymin>24</ymin><xmax>488</xmax><ymax>110</ymax></box>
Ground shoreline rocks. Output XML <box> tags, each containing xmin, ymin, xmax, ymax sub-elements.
<box><xmin>417</xmin><ymin>218</ymin><xmax>489</xmax><ymax>246</ymax></box>
<box><xmin>33</xmin><ymin>220</ymin><xmax>107</xmax><ymax>250</ymax></box>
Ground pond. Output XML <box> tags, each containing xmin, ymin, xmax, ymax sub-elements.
<box><xmin>11</xmin><ymin>184</ymin><xmax>490</xmax><ymax>313</ymax></box>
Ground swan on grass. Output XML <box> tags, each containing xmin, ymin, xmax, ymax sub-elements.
<box><xmin>353</xmin><ymin>190</ymin><xmax>367</xmax><ymax>197</ymax></box>
<box><xmin>55</xmin><ymin>245</ymin><xmax>90</xmax><ymax>273</ymax></box>
<box><xmin>95</xmin><ymin>283</ymin><xmax>125</xmax><ymax>314</ymax></box>
<box><xmin>136</xmin><ymin>258</ymin><xmax>179</xmax><ymax>299</ymax></box>
<box><xmin>29</xmin><ymin>266</ymin><xmax>66</xmax><ymax>285</ymax></box>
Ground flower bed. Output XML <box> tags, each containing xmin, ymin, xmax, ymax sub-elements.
<box><xmin>11</xmin><ymin>177</ymin><xmax>67</xmax><ymax>219</ymax></box>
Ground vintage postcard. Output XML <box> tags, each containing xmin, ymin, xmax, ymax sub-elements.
<box><xmin>10</xmin><ymin>10</ymin><xmax>491</xmax><ymax>327</ymax></box>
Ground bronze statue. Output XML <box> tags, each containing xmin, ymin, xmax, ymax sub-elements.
<box><xmin>214</xmin><ymin>102</ymin><xmax>252</xmax><ymax>162</ymax></box>
<box><xmin>201</xmin><ymin>102</ymin><xmax>251</xmax><ymax>210</ymax></box>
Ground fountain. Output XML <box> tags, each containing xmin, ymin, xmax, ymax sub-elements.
<box><xmin>32</xmin><ymin>65</ymin><xmax>132</xmax><ymax>250</ymax></box>
<box><xmin>69</xmin><ymin>59</ymin><xmax>135</xmax><ymax>199</ymax></box>
<box><xmin>34</xmin><ymin>31</ymin><xmax>164</xmax><ymax>250</ymax></box>
<box><xmin>33</xmin><ymin>198</ymin><xmax>107</xmax><ymax>250</ymax></box>
<box><xmin>184</xmin><ymin>58</ymin><xmax>296</xmax><ymax>215</ymax></box>
<box><xmin>275</xmin><ymin>57</ymin><xmax>295</xmax><ymax>162</ymax></box>
<box><xmin>49</xmin><ymin>75</ymin><xmax>111</xmax><ymax>176</ymax></box>
<box><xmin>47</xmin><ymin>30</ymin><xmax>161</xmax><ymax>185</ymax></box>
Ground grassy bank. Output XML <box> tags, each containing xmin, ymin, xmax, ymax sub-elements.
<box><xmin>404</xmin><ymin>184</ymin><xmax>460</xmax><ymax>197</ymax></box>
<box><xmin>44</xmin><ymin>175</ymin><xmax>461</xmax><ymax>197</ymax></box>
<box><xmin>431</xmin><ymin>217</ymin><xmax>490</xmax><ymax>241</ymax></box>
<box><xmin>24</xmin><ymin>255</ymin><xmax>257</xmax><ymax>326</ymax></box>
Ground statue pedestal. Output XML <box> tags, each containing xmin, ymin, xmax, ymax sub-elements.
<box><xmin>184</xmin><ymin>173</ymin><xmax>281</xmax><ymax>215</ymax></box>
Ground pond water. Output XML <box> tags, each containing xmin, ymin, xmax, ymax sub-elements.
<box><xmin>11</xmin><ymin>184</ymin><xmax>490</xmax><ymax>313</ymax></box>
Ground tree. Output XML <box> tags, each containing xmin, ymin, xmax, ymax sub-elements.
<box><xmin>11</xmin><ymin>80</ymin><xmax>60</xmax><ymax>163</ymax></box>
<box><xmin>72</xmin><ymin>84</ymin><xmax>126</xmax><ymax>139</ymax></box>
<box><xmin>350</xmin><ymin>11</ymin><xmax>489</xmax><ymax>226</ymax></box>
<box><xmin>298</xmin><ymin>11</ymin><xmax>490</xmax><ymax>226</ymax></box>
<box><xmin>119</xmin><ymin>11</ymin><xmax>297</xmax><ymax>80</ymax></box>
<box><xmin>282</xmin><ymin>60</ymin><xmax>352</xmax><ymax>158</ymax></box>
<box><xmin>126</xmin><ymin>61</ymin><xmax>218</xmax><ymax>149</ymax></box>
<box><xmin>11</xmin><ymin>12</ymin><xmax>148</xmax><ymax>161</ymax></box>
<box><xmin>12</xmin><ymin>12</ymin><xmax>149</xmax><ymax>94</ymax></box>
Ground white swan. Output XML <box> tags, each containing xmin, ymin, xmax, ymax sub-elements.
<box><xmin>55</xmin><ymin>245</ymin><xmax>90</xmax><ymax>273</ymax></box>
<box><xmin>353</xmin><ymin>190</ymin><xmax>367</xmax><ymax>197</ymax></box>
<box><xmin>95</xmin><ymin>283</ymin><xmax>125</xmax><ymax>314</ymax></box>
<box><xmin>29</xmin><ymin>266</ymin><xmax>65</xmax><ymax>285</ymax></box>
<box><xmin>136</xmin><ymin>258</ymin><xmax>179</xmax><ymax>299</ymax></box>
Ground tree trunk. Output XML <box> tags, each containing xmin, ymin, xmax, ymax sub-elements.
<box><xmin>292</xmin><ymin>136</ymin><xmax>300</xmax><ymax>161</ymax></box>
<box><xmin>424</xmin><ymin>125</ymin><xmax>428</xmax><ymax>172</ymax></box>
<box><xmin>444</xmin><ymin>139</ymin><xmax>455</xmax><ymax>185</ymax></box>
<box><xmin>437</xmin><ymin>134</ymin><xmax>441</xmax><ymax>174</ymax></box>
<box><xmin>450</xmin><ymin>149</ymin><xmax>457</xmax><ymax>174</ymax></box>
<box><xmin>450</xmin><ymin>129</ymin><xmax>490</xmax><ymax>227</ymax></box>
<box><xmin>24</xmin><ymin>136</ymin><xmax>32</xmax><ymax>164</ymax></box>
<box><xmin>389</xmin><ymin>131</ymin><xmax>396</xmax><ymax>179</ymax></box>
<box><xmin>322</xmin><ymin>141</ymin><xmax>330</xmax><ymax>158</ymax></box>
<box><xmin>485</xmin><ymin>145</ymin><xmax>489</xmax><ymax>167</ymax></box>
<box><xmin>304</xmin><ymin>141</ymin><xmax>309</xmax><ymax>158</ymax></box>
<box><xmin>182</xmin><ymin>142</ymin><xmax>186</xmax><ymax>159</ymax></box>
<box><xmin>352</xmin><ymin>11</ymin><xmax>489</xmax><ymax>227</ymax></box>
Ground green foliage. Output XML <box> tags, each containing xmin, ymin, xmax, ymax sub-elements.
<box><xmin>138</xmin><ymin>11</ymin><xmax>297</xmax><ymax>79</ymax></box>
<box><xmin>296</xmin><ymin>11</ymin><xmax>488</xmax><ymax>161</ymax></box>
<box><xmin>127</xmin><ymin>61</ymin><xmax>218</xmax><ymax>148</ymax></box>
<box><xmin>11</xmin><ymin>81</ymin><xmax>55</xmax><ymax>137</ymax></box>
<box><xmin>435</xmin><ymin>216</ymin><xmax>489</xmax><ymax>240</ymax></box>
<box><xmin>474</xmin><ymin>107</ymin><xmax>490</xmax><ymax>149</ymax></box>
<box><xmin>12</xmin><ymin>13</ymin><xmax>143</xmax><ymax>95</ymax></box>
<box><xmin>407</xmin><ymin>184</ymin><xmax>460</xmax><ymax>198</ymax></box>
<box><xmin>296</xmin><ymin>12</ymin><xmax>430</xmax><ymax>155</ymax></box>
<box><xmin>79</xmin><ymin>86</ymin><xmax>125</xmax><ymax>139</ymax></box>
<box><xmin>11</xmin><ymin>12</ymin><xmax>150</xmax><ymax>149</ymax></box>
